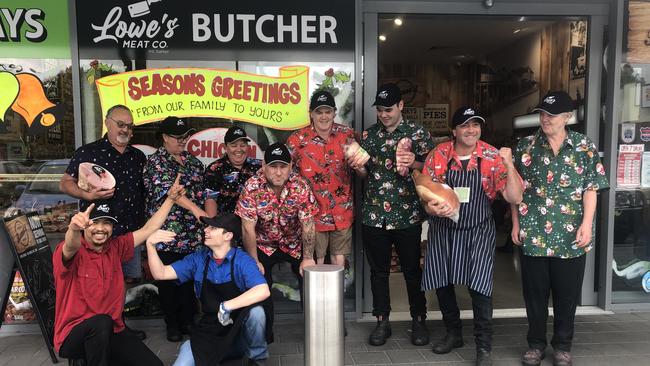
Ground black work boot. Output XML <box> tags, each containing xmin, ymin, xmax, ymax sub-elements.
<box><xmin>432</xmin><ymin>332</ymin><xmax>463</xmax><ymax>354</ymax></box>
<box><xmin>247</xmin><ymin>359</ymin><xmax>267</xmax><ymax>366</ymax></box>
<box><xmin>476</xmin><ymin>348</ymin><xmax>492</xmax><ymax>366</ymax></box>
<box><xmin>368</xmin><ymin>316</ymin><xmax>391</xmax><ymax>346</ymax></box>
<box><xmin>410</xmin><ymin>317</ymin><xmax>430</xmax><ymax>346</ymax></box>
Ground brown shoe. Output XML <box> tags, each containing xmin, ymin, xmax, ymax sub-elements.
<box><xmin>522</xmin><ymin>348</ymin><xmax>545</xmax><ymax>366</ymax></box>
<box><xmin>553</xmin><ymin>351</ymin><xmax>572</xmax><ymax>366</ymax></box>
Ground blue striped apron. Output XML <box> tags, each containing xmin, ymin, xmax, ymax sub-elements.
<box><xmin>422</xmin><ymin>158</ymin><xmax>496</xmax><ymax>297</ymax></box>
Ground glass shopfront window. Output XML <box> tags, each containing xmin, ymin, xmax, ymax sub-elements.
<box><xmin>612</xmin><ymin>0</ymin><xmax>650</xmax><ymax>304</ymax></box>
<box><xmin>1</xmin><ymin>0</ymin><xmax>75</xmax><ymax>324</ymax></box>
<box><xmin>74</xmin><ymin>0</ymin><xmax>356</xmax><ymax>317</ymax></box>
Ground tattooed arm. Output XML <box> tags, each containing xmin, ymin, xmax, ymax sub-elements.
<box><xmin>299</xmin><ymin>218</ymin><xmax>316</xmax><ymax>276</ymax></box>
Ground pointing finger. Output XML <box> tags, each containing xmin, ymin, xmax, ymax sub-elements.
<box><xmin>84</xmin><ymin>203</ymin><xmax>95</xmax><ymax>215</ymax></box>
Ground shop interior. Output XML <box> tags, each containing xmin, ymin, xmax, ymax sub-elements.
<box><xmin>376</xmin><ymin>14</ymin><xmax>589</xmax><ymax>311</ymax></box>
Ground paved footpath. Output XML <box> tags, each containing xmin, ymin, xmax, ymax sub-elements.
<box><xmin>2</xmin><ymin>312</ymin><xmax>650</xmax><ymax>365</ymax></box>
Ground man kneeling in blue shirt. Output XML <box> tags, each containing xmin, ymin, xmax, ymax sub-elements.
<box><xmin>146</xmin><ymin>213</ymin><xmax>270</xmax><ymax>366</ymax></box>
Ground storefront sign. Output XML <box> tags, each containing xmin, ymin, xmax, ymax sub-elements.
<box><xmin>617</xmin><ymin>144</ymin><xmax>644</xmax><ymax>188</ymax></box>
<box><xmin>186</xmin><ymin>128</ymin><xmax>263</xmax><ymax>166</ymax></box>
<box><xmin>96</xmin><ymin>66</ymin><xmax>310</xmax><ymax>129</ymax></box>
<box><xmin>0</xmin><ymin>0</ymin><xmax>70</xmax><ymax>59</ymax></box>
<box><xmin>627</xmin><ymin>1</ymin><xmax>650</xmax><ymax>63</ymax></box>
<box><xmin>76</xmin><ymin>0</ymin><xmax>354</xmax><ymax>59</ymax></box>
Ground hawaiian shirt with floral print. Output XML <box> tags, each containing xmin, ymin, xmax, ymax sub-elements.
<box><xmin>143</xmin><ymin>147</ymin><xmax>205</xmax><ymax>254</ymax></box>
<box><xmin>514</xmin><ymin>129</ymin><xmax>609</xmax><ymax>258</ymax></box>
<box><xmin>235</xmin><ymin>170</ymin><xmax>319</xmax><ymax>259</ymax></box>
<box><xmin>360</xmin><ymin>119</ymin><xmax>435</xmax><ymax>230</ymax></box>
<box><xmin>286</xmin><ymin>123</ymin><xmax>355</xmax><ymax>232</ymax></box>
<box><xmin>423</xmin><ymin>140</ymin><xmax>509</xmax><ymax>201</ymax></box>
<box><xmin>205</xmin><ymin>156</ymin><xmax>261</xmax><ymax>214</ymax></box>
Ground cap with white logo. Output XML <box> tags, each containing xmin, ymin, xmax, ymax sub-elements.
<box><xmin>264</xmin><ymin>142</ymin><xmax>291</xmax><ymax>165</ymax></box>
<box><xmin>89</xmin><ymin>202</ymin><xmax>118</xmax><ymax>223</ymax></box>
<box><xmin>533</xmin><ymin>91</ymin><xmax>574</xmax><ymax>116</ymax></box>
<box><xmin>309</xmin><ymin>90</ymin><xmax>336</xmax><ymax>111</ymax></box>
<box><xmin>451</xmin><ymin>106</ymin><xmax>486</xmax><ymax>129</ymax></box>
<box><xmin>224</xmin><ymin>126</ymin><xmax>251</xmax><ymax>144</ymax></box>
<box><xmin>372</xmin><ymin>83</ymin><xmax>402</xmax><ymax>107</ymax></box>
<box><xmin>160</xmin><ymin>116</ymin><xmax>195</xmax><ymax>137</ymax></box>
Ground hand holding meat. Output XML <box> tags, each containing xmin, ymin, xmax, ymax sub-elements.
<box><xmin>412</xmin><ymin>170</ymin><xmax>460</xmax><ymax>223</ymax></box>
<box><xmin>396</xmin><ymin>138</ymin><xmax>413</xmax><ymax>176</ymax></box>
<box><xmin>343</xmin><ymin>139</ymin><xmax>370</xmax><ymax>171</ymax></box>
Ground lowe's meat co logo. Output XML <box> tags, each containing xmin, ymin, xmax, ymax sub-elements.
<box><xmin>91</xmin><ymin>0</ymin><xmax>179</xmax><ymax>49</ymax></box>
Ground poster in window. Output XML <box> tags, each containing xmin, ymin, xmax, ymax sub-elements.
<box><xmin>570</xmin><ymin>21</ymin><xmax>587</xmax><ymax>79</ymax></box>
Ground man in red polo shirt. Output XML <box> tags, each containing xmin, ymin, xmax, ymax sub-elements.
<box><xmin>53</xmin><ymin>179</ymin><xmax>183</xmax><ymax>366</ymax></box>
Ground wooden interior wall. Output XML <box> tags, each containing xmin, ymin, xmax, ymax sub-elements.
<box><xmin>540</xmin><ymin>22</ymin><xmax>572</xmax><ymax>93</ymax></box>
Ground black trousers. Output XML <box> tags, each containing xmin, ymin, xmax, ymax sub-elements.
<box><xmin>157</xmin><ymin>251</ymin><xmax>197</xmax><ymax>330</ymax></box>
<box><xmin>59</xmin><ymin>314</ymin><xmax>163</xmax><ymax>366</ymax></box>
<box><xmin>436</xmin><ymin>285</ymin><xmax>493</xmax><ymax>351</ymax></box>
<box><xmin>520</xmin><ymin>253</ymin><xmax>586</xmax><ymax>352</ymax></box>
<box><xmin>257</xmin><ymin>248</ymin><xmax>303</xmax><ymax>343</ymax></box>
<box><xmin>362</xmin><ymin>224</ymin><xmax>427</xmax><ymax>319</ymax></box>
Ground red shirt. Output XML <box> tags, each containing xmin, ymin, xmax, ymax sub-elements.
<box><xmin>423</xmin><ymin>140</ymin><xmax>508</xmax><ymax>201</ymax></box>
<box><xmin>286</xmin><ymin>124</ymin><xmax>355</xmax><ymax>232</ymax></box>
<box><xmin>235</xmin><ymin>170</ymin><xmax>319</xmax><ymax>259</ymax></box>
<box><xmin>52</xmin><ymin>233</ymin><xmax>134</xmax><ymax>352</ymax></box>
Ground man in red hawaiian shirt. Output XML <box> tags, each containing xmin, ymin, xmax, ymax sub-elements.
<box><xmin>287</xmin><ymin>90</ymin><xmax>355</xmax><ymax>267</ymax></box>
<box><xmin>235</xmin><ymin>142</ymin><xmax>319</xmax><ymax>342</ymax></box>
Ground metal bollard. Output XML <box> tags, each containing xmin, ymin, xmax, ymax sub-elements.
<box><xmin>304</xmin><ymin>264</ymin><xmax>345</xmax><ymax>366</ymax></box>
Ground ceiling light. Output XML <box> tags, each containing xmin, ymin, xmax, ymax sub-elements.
<box><xmin>394</xmin><ymin>18</ymin><xmax>403</xmax><ymax>26</ymax></box>
<box><xmin>518</xmin><ymin>16</ymin><xmax>526</xmax><ymax>22</ymax></box>
<box><xmin>513</xmin><ymin>28</ymin><xmax>521</xmax><ymax>34</ymax></box>
<box><xmin>379</xmin><ymin>34</ymin><xmax>387</xmax><ymax>42</ymax></box>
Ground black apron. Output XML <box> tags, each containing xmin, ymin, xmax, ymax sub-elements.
<box><xmin>422</xmin><ymin>157</ymin><xmax>497</xmax><ymax>296</ymax></box>
<box><xmin>190</xmin><ymin>250</ymin><xmax>253</xmax><ymax>366</ymax></box>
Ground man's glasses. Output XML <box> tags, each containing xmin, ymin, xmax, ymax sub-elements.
<box><xmin>108</xmin><ymin>117</ymin><xmax>135</xmax><ymax>131</ymax></box>
<box><xmin>167</xmin><ymin>134</ymin><xmax>190</xmax><ymax>142</ymax></box>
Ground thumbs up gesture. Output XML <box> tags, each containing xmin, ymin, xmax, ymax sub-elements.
<box><xmin>69</xmin><ymin>203</ymin><xmax>95</xmax><ymax>231</ymax></box>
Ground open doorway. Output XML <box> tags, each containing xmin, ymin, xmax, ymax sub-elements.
<box><xmin>375</xmin><ymin>14</ymin><xmax>589</xmax><ymax>312</ymax></box>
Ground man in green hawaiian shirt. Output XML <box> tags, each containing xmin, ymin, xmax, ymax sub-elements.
<box><xmin>351</xmin><ymin>83</ymin><xmax>434</xmax><ymax>347</ymax></box>
<box><xmin>511</xmin><ymin>91</ymin><xmax>609</xmax><ymax>366</ymax></box>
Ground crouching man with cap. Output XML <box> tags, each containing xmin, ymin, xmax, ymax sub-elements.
<box><xmin>53</xmin><ymin>178</ymin><xmax>185</xmax><ymax>366</ymax></box>
<box><xmin>146</xmin><ymin>213</ymin><xmax>270</xmax><ymax>366</ymax></box>
<box><xmin>422</xmin><ymin>106</ymin><xmax>523</xmax><ymax>366</ymax></box>
<box><xmin>235</xmin><ymin>142</ymin><xmax>319</xmax><ymax>343</ymax></box>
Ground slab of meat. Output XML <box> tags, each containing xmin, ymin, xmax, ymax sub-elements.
<box><xmin>78</xmin><ymin>163</ymin><xmax>116</xmax><ymax>192</ymax></box>
<box><xmin>396</xmin><ymin>137</ymin><xmax>412</xmax><ymax>176</ymax></box>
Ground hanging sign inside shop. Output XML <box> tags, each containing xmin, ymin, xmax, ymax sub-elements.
<box><xmin>96</xmin><ymin>66</ymin><xmax>310</xmax><ymax>130</ymax></box>
<box><xmin>75</xmin><ymin>0</ymin><xmax>354</xmax><ymax>59</ymax></box>
<box><xmin>0</xmin><ymin>0</ymin><xmax>70</xmax><ymax>59</ymax></box>
<box><xmin>627</xmin><ymin>1</ymin><xmax>650</xmax><ymax>63</ymax></box>
<box><xmin>422</xmin><ymin>104</ymin><xmax>450</xmax><ymax>134</ymax></box>
<box><xmin>617</xmin><ymin>144</ymin><xmax>644</xmax><ymax>188</ymax></box>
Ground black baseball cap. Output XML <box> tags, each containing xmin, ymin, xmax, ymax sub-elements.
<box><xmin>224</xmin><ymin>126</ymin><xmax>250</xmax><ymax>144</ymax></box>
<box><xmin>451</xmin><ymin>106</ymin><xmax>486</xmax><ymax>129</ymax></box>
<box><xmin>159</xmin><ymin>116</ymin><xmax>195</xmax><ymax>136</ymax></box>
<box><xmin>200</xmin><ymin>213</ymin><xmax>242</xmax><ymax>242</ymax></box>
<box><xmin>310</xmin><ymin>90</ymin><xmax>336</xmax><ymax>110</ymax></box>
<box><xmin>89</xmin><ymin>202</ymin><xmax>118</xmax><ymax>224</ymax></box>
<box><xmin>264</xmin><ymin>142</ymin><xmax>291</xmax><ymax>165</ymax></box>
<box><xmin>372</xmin><ymin>83</ymin><xmax>402</xmax><ymax>107</ymax></box>
<box><xmin>533</xmin><ymin>91</ymin><xmax>575</xmax><ymax>116</ymax></box>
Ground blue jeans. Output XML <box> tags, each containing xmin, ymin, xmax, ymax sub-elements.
<box><xmin>122</xmin><ymin>246</ymin><xmax>142</xmax><ymax>279</ymax></box>
<box><xmin>172</xmin><ymin>306</ymin><xmax>268</xmax><ymax>366</ymax></box>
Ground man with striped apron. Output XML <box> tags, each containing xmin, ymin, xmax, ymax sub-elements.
<box><xmin>422</xmin><ymin>107</ymin><xmax>523</xmax><ymax>366</ymax></box>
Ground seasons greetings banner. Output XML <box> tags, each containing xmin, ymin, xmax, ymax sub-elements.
<box><xmin>96</xmin><ymin>66</ymin><xmax>310</xmax><ymax>129</ymax></box>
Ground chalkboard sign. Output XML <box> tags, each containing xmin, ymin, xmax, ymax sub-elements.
<box><xmin>1</xmin><ymin>212</ymin><xmax>58</xmax><ymax>363</ymax></box>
